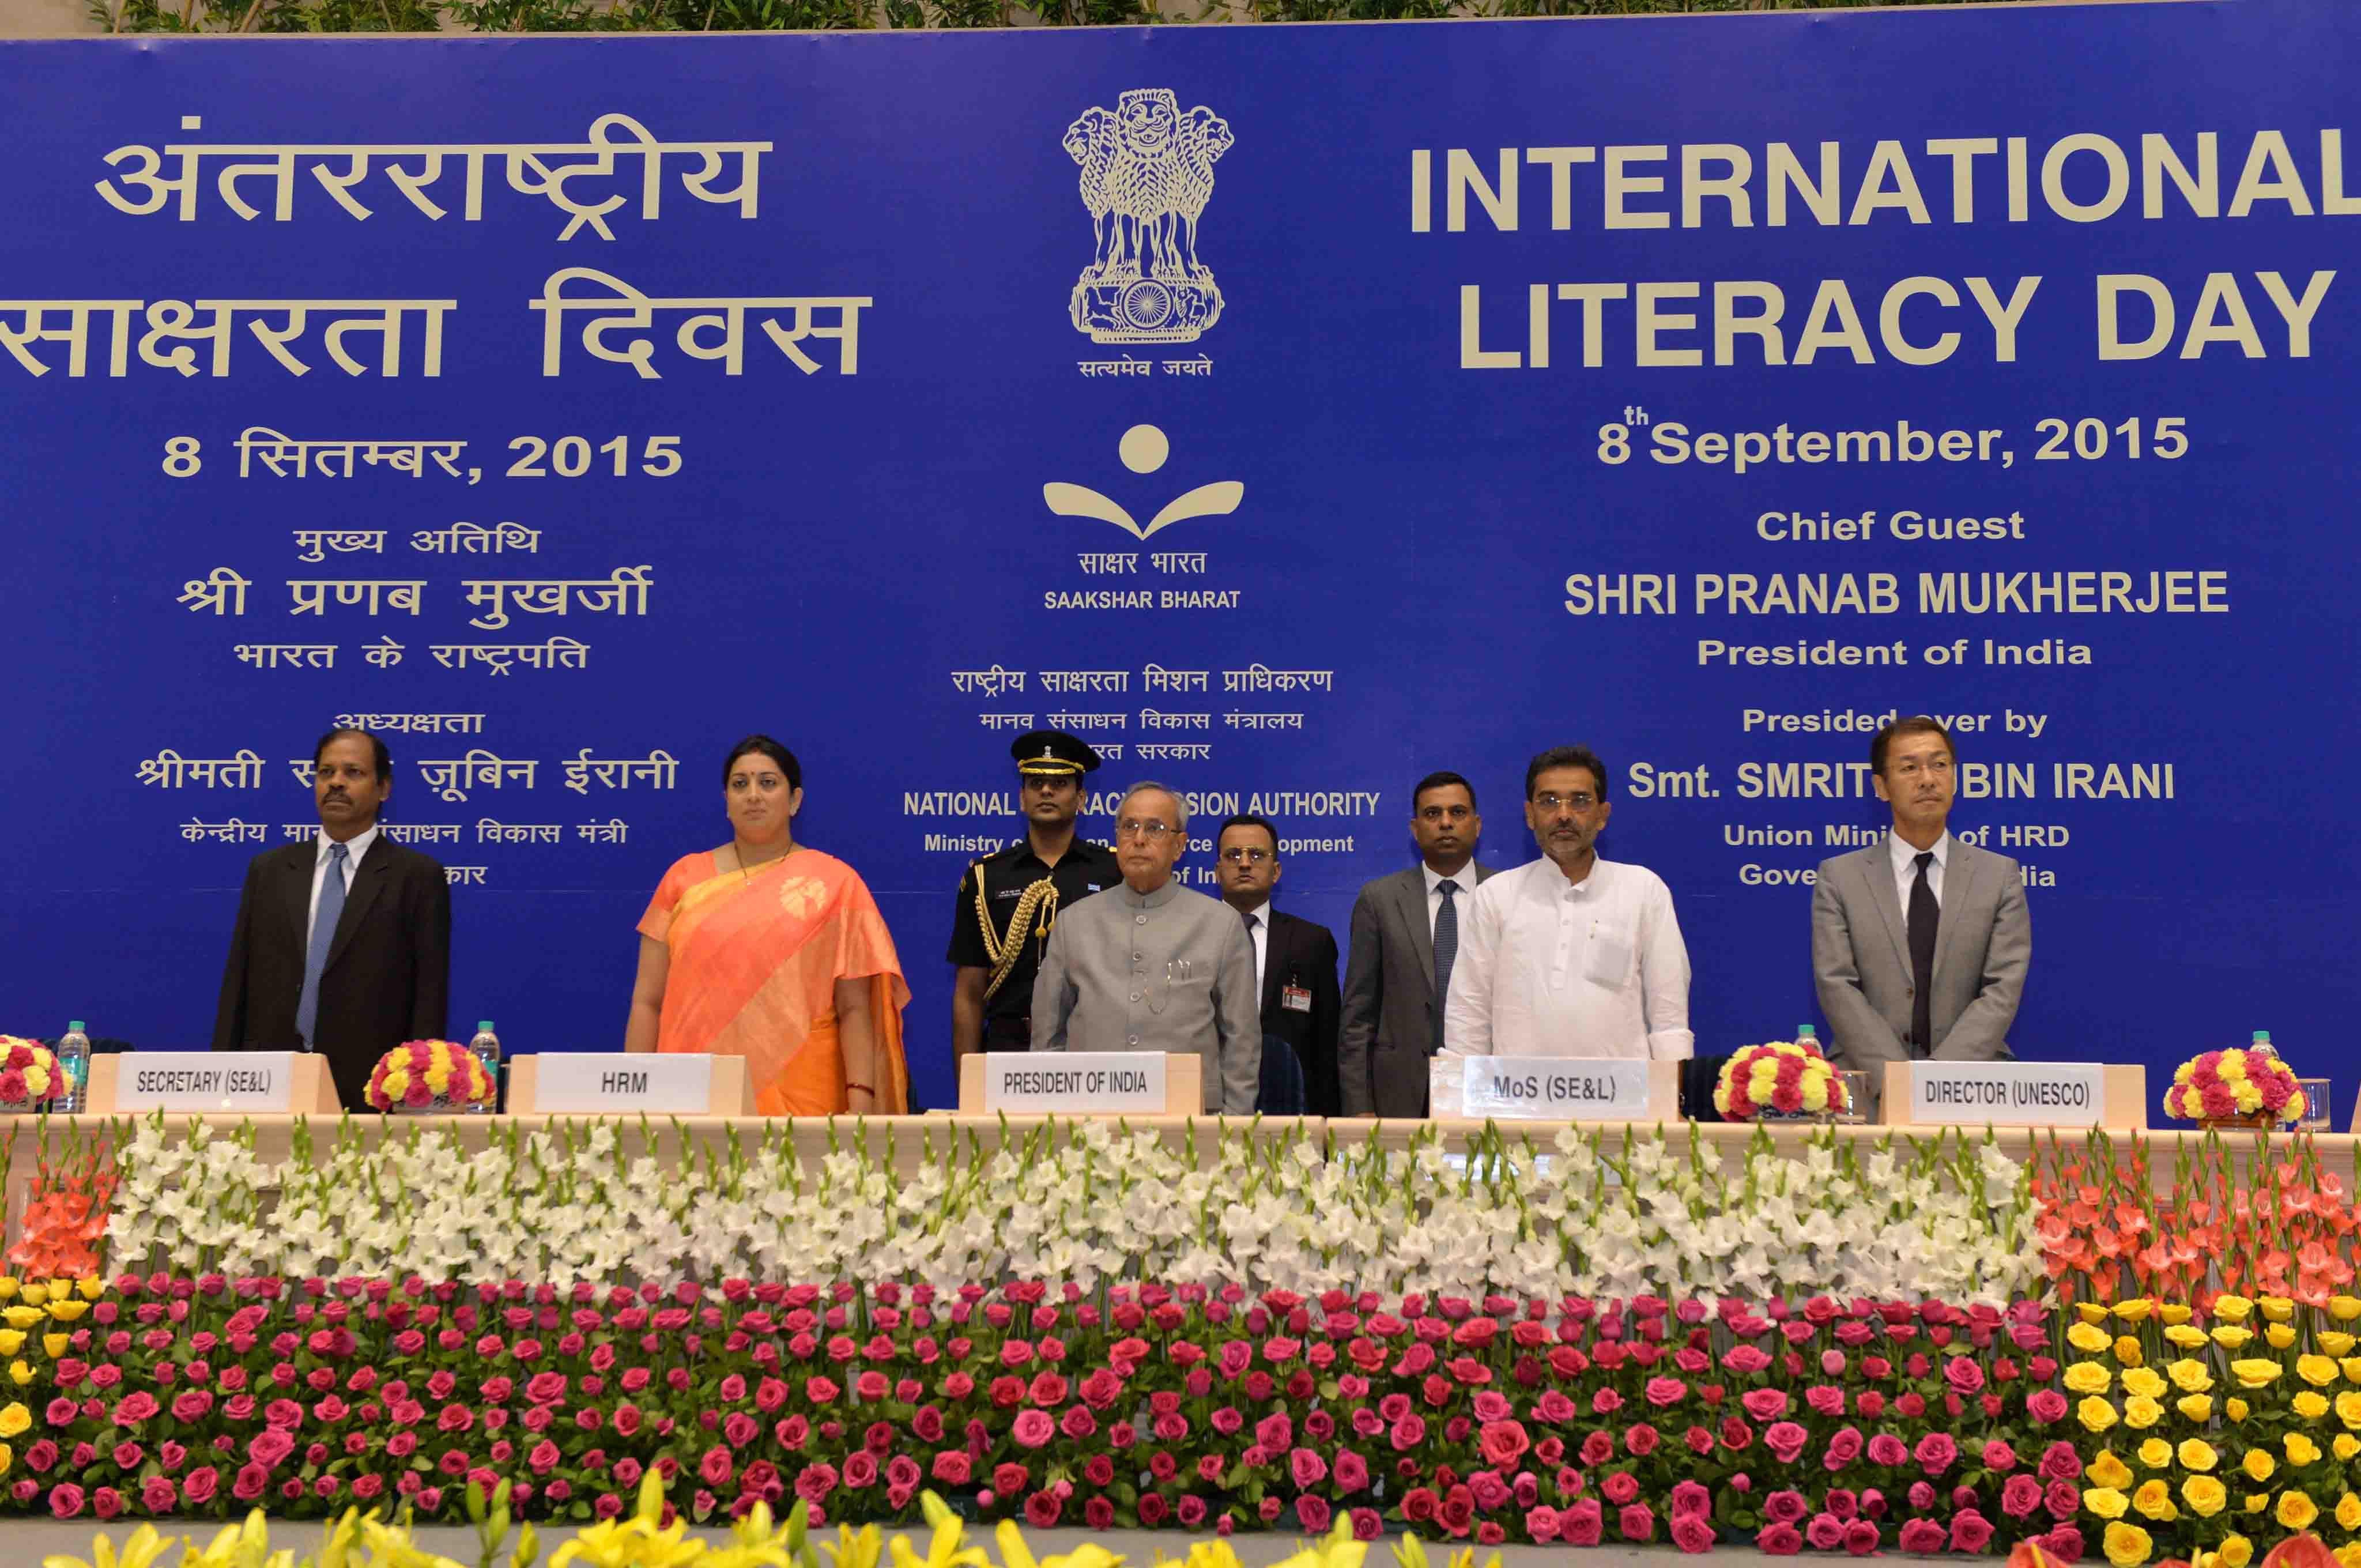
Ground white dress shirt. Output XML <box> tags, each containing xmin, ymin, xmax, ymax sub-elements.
<box><xmin>1442</xmin><ymin>855</ymin><xmax>1693</xmax><ymax>1060</ymax></box>
<box><xmin>307</xmin><ymin>826</ymin><xmax>380</xmax><ymax>942</ymax></box>
<box><xmin>1887</xmin><ymin>830</ymin><xmax>1951</xmax><ymax>911</ymax></box>
<box><xmin>1423</xmin><ymin>861</ymin><xmax>1480</xmax><ymax>937</ymax></box>
<box><xmin>1239</xmin><ymin>899</ymin><xmax>1270</xmax><ymax>995</ymax></box>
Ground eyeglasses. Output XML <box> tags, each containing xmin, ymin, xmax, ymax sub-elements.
<box><xmin>1116</xmin><ymin>819</ymin><xmax>1176</xmax><ymax>841</ymax></box>
<box><xmin>1219</xmin><ymin>846</ymin><xmax>1270</xmax><ymax>864</ymax></box>
<box><xmin>1532</xmin><ymin>792</ymin><xmax>1598</xmax><ymax>812</ymax></box>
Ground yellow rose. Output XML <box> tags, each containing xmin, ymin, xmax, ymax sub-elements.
<box><xmin>2081</xmin><ymin>1303</ymin><xmax>2114</xmax><ymax>1325</ymax></box>
<box><xmin>2261</xmin><ymin>1297</ymin><xmax>2295</xmax><ymax>1323</ymax></box>
<box><xmin>0</xmin><ymin>1309</ymin><xmax>38</xmax><ymax>1331</ymax></box>
<box><xmin>0</xmin><ymin>1404</ymin><xmax>25</xmax><ymax>1439</ymax></box>
<box><xmin>0</xmin><ymin>1333</ymin><xmax>19</xmax><ymax>1359</ymax></box>
<box><xmin>2179</xmin><ymin>1395</ymin><xmax>2216</xmax><ymax>1423</ymax></box>
<box><xmin>44</xmin><ymin>1301</ymin><xmax>85</xmax><ymax>1323</ymax></box>
<box><xmin>2117</xmin><ymin>1336</ymin><xmax>2147</xmax><ymax>1367</ymax></box>
<box><xmin>2167</xmin><ymin>1325</ymin><xmax>2211</xmax><ymax>1350</ymax></box>
<box><xmin>2117</xmin><ymin>1299</ymin><xmax>2156</xmax><ymax>1324</ymax></box>
<box><xmin>2341</xmin><ymin>1356</ymin><xmax>2361</xmax><ymax>1383</ymax></box>
<box><xmin>2104</xmin><ymin>1521</ymin><xmax>2155</xmax><ymax>1567</ymax></box>
<box><xmin>2219</xmin><ymin>1535</ymin><xmax>2255</xmax><ymax>1568</ymax></box>
<box><xmin>20</xmin><ymin>1285</ymin><xmax>46</xmax><ymax>1308</ymax></box>
<box><xmin>2268</xmin><ymin>1323</ymin><xmax>2299</xmax><ymax>1350</ymax></box>
<box><xmin>2085</xmin><ymin>1487</ymin><xmax>2132</xmax><ymax>1520</ymax></box>
<box><xmin>5</xmin><ymin>1362</ymin><xmax>28</xmax><ymax>1387</ymax></box>
<box><xmin>2183</xmin><ymin>1476</ymin><xmax>2230</xmax><ymax>1517</ymax></box>
<box><xmin>2246</xmin><ymin>1494</ymin><xmax>2271</xmax><ymax>1515</ymax></box>
<box><xmin>2286</xmin><ymin>1433</ymin><xmax>2322</xmax><ymax>1467</ymax></box>
<box><xmin>2337</xmin><ymin>1392</ymin><xmax>2361</xmax><ymax>1429</ymax></box>
<box><xmin>2139</xmin><ymin>1438</ymin><xmax>2174</xmax><ymax>1469</ymax></box>
<box><xmin>2068</xmin><ymin>1362</ymin><xmax>2117</xmax><ymax>1394</ymax></box>
<box><xmin>2243</xmin><ymin>1449</ymin><xmax>2277</xmax><ymax>1482</ymax></box>
<box><xmin>2339</xmin><ymin>1493</ymin><xmax>2361</xmax><ymax>1532</ymax></box>
<box><xmin>2091</xmin><ymin>1453</ymin><xmax>2136</xmax><ymax>1490</ymax></box>
<box><xmin>2298</xmin><ymin>1392</ymin><xmax>2332</xmax><ymax>1420</ymax></box>
<box><xmin>2231</xmin><ymin>1359</ymin><xmax>2283</xmax><ymax>1389</ymax></box>
<box><xmin>2216</xmin><ymin>1295</ymin><xmax>2256</xmax><ymax>1322</ymax></box>
<box><xmin>2322</xmin><ymin>1332</ymin><xmax>2358</xmax><ymax>1358</ymax></box>
<box><xmin>2335</xmin><ymin>1547</ymin><xmax>2361</xmax><ymax>1568</ymax></box>
<box><xmin>2171</xmin><ymin>1358</ymin><xmax>2216</xmax><ymax>1393</ymax></box>
<box><xmin>2332</xmin><ymin>1297</ymin><xmax>2361</xmax><ymax>1323</ymax></box>
<box><xmin>2228</xmin><ymin>1396</ymin><xmax>2251</xmax><ymax>1423</ymax></box>
<box><xmin>2181</xmin><ymin>1440</ymin><xmax>2220</xmax><ymax>1472</ymax></box>
<box><xmin>74</xmin><ymin>1279</ymin><xmax>101</xmax><ymax>1302</ymax></box>
<box><xmin>40</xmin><ymin>1335</ymin><xmax>65</xmax><ymax>1360</ymax></box>
<box><xmin>2123</xmin><ymin>1368</ymin><xmax>2168</xmax><ymax>1400</ymax></box>
<box><xmin>2082</xmin><ymin>1396</ymin><xmax>2122</xmax><ymax>1433</ymax></box>
<box><xmin>2125</xmin><ymin>1396</ymin><xmax>2165</xmax><ymax>1430</ymax></box>
<box><xmin>2133</xmin><ymin>1479</ymin><xmax>2178</xmax><ymax>1521</ymax></box>
<box><xmin>2162</xmin><ymin>1303</ymin><xmax>2195</xmax><ymax>1326</ymax></box>
<box><xmin>2281</xmin><ymin>1490</ymin><xmax>2321</xmax><ymax>1531</ymax></box>
<box><xmin>2072</xmin><ymin>1322</ymin><xmax>2116</xmax><ymax>1352</ymax></box>
<box><xmin>0</xmin><ymin>1281</ymin><xmax>18</xmax><ymax>1302</ymax></box>
<box><xmin>2215</xmin><ymin>1325</ymin><xmax>2254</xmax><ymax>1350</ymax></box>
<box><xmin>2336</xmin><ymin>1435</ymin><xmax>2360</xmax><ymax>1462</ymax></box>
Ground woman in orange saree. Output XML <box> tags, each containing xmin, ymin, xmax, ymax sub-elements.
<box><xmin>623</xmin><ymin>736</ymin><xmax>908</xmax><ymax>1116</ymax></box>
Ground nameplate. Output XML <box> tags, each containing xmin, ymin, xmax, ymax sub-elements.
<box><xmin>532</xmin><ymin>1053</ymin><xmax>713</xmax><ymax>1114</ymax></box>
<box><xmin>1909</xmin><ymin>1061</ymin><xmax>2102</xmax><ymax>1126</ymax></box>
<box><xmin>983</xmin><ymin>1053</ymin><xmax>1166</xmax><ymax>1114</ymax></box>
<box><xmin>1461</xmin><ymin>1057</ymin><xmax>1656</xmax><ymax>1120</ymax></box>
<box><xmin>116</xmin><ymin>1052</ymin><xmax>294</xmax><ymax>1112</ymax></box>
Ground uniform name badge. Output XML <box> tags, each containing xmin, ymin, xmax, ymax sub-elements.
<box><xmin>1280</xmin><ymin>984</ymin><xmax>1312</xmax><ymax>1013</ymax></box>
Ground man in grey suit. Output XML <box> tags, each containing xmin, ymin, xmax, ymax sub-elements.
<box><xmin>1812</xmin><ymin>717</ymin><xmax>2031</xmax><ymax>1111</ymax></box>
<box><xmin>1032</xmin><ymin>781</ymin><xmax>1261</xmax><ymax>1114</ymax></box>
<box><xmin>1337</xmin><ymin>771</ymin><xmax>1493</xmax><ymax>1117</ymax></box>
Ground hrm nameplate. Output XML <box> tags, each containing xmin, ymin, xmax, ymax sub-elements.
<box><xmin>533</xmin><ymin>1053</ymin><xmax>714</xmax><ymax>1114</ymax></box>
<box><xmin>1461</xmin><ymin>1057</ymin><xmax>1655</xmax><ymax>1120</ymax></box>
<box><xmin>116</xmin><ymin>1052</ymin><xmax>294</xmax><ymax>1112</ymax></box>
<box><xmin>984</xmin><ymin>1053</ymin><xmax>1166</xmax><ymax>1114</ymax></box>
<box><xmin>1910</xmin><ymin>1061</ymin><xmax>2102</xmax><ymax>1126</ymax></box>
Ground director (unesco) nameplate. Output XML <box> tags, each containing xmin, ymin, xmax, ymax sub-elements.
<box><xmin>114</xmin><ymin>1051</ymin><xmax>295</xmax><ymax>1112</ymax></box>
<box><xmin>1907</xmin><ymin>1061</ymin><xmax>2103</xmax><ymax>1127</ymax></box>
<box><xmin>984</xmin><ymin>1053</ymin><xmax>1167</xmax><ymax>1114</ymax></box>
<box><xmin>532</xmin><ymin>1053</ymin><xmax>713</xmax><ymax>1114</ymax></box>
<box><xmin>1460</xmin><ymin>1057</ymin><xmax>1658</xmax><ymax>1120</ymax></box>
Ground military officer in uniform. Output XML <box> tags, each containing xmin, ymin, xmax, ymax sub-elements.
<box><xmin>948</xmin><ymin>729</ymin><xmax>1123</xmax><ymax>1057</ymax></box>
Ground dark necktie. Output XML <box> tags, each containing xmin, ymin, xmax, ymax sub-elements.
<box><xmin>296</xmin><ymin>840</ymin><xmax>349</xmax><ymax>1049</ymax></box>
<box><xmin>1908</xmin><ymin>850</ymin><xmax>1938</xmax><ymax>1056</ymax></box>
<box><xmin>1432</xmin><ymin>880</ymin><xmax>1460</xmax><ymax>1056</ymax></box>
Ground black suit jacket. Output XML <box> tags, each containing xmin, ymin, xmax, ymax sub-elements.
<box><xmin>1257</xmin><ymin>909</ymin><xmax>1342</xmax><ymax>1117</ymax></box>
<box><xmin>212</xmin><ymin>836</ymin><xmax>452</xmax><ymax>1112</ymax></box>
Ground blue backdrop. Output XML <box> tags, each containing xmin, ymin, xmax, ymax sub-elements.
<box><xmin>1</xmin><ymin>1</ymin><xmax>2353</xmax><ymax>1118</ymax></box>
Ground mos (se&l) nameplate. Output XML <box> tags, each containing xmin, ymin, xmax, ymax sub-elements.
<box><xmin>1460</xmin><ymin>1057</ymin><xmax>1658</xmax><ymax>1120</ymax></box>
<box><xmin>983</xmin><ymin>1053</ymin><xmax>1167</xmax><ymax>1114</ymax></box>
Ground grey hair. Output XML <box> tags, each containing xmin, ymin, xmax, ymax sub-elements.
<box><xmin>1117</xmin><ymin>780</ymin><xmax>1188</xmax><ymax>834</ymax></box>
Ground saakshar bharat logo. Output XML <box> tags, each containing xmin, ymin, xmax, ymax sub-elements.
<box><xmin>1063</xmin><ymin>89</ymin><xmax>1232</xmax><ymax>344</ymax></box>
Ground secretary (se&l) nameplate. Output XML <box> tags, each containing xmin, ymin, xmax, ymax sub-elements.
<box><xmin>115</xmin><ymin>1051</ymin><xmax>295</xmax><ymax>1113</ymax></box>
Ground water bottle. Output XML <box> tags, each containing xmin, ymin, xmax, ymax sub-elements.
<box><xmin>56</xmin><ymin>1022</ymin><xmax>90</xmax><ymax>1114</ymax></box>
<box><xmin>466</xmin><ymin>1021</ymin><xmax>501</xmax><ymax>1114</ymax></box>
<box><xmin>1796</xmin><ymin>1023</ymin><xmax>1818</xmax><ymax>1045</ymax></box>
<box><xmin>2250</xmin><ymin>1030</ymin><xmax>2277</xmax><ymax>1060</ymax></box>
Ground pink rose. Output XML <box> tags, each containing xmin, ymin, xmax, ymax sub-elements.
<box><xmin>1763</xmin><ymin>1422</ymin><xmax>1809</xmax><ymax>1464</ymax></box>
<box><xmin>1562</xmin><ymin>1498</ymin><xmax>1604</xmax><ymax>1547</ymax></box>
<box><xmin>1757</xmin><ymin>1522</ymin><xmax>1803</xmax><ymax>1555</ymax></box>
<box><xmin>1740</xmin><ymin>1389</ymin><xmax>1789</xmax><ymax>1422</ymax></box>
<box><xmin>1012</xmin><ymin>1409</ymin><xmax>1055</xmax><ymax>1449</ymax></box>
<box><xmin>1898</xmin><ymin>1519</ymin><xmax>1945</xmax><ymax>1552</ymax></box>
<box><xmin>2026</xmin><ymin>1389</ymin><xmax>2068</xmax><ymax>1424</ymax></box>
<box><xmin>2001</xmin><ymin>1474</ymin><xmax>2044</xmax><ymax>1518</ymax></box>
<box><xmin>49</xmin><ymin>1483</ymin><xmax>86</xmax><ymax>1518</ymax></box>
<box><xmin>1619</xmin><ymin>1503</ymin><xmax>1655</xmax><ymax>1543</ymax></box>
<box><xmin>1845</xmin><ymin>1520</ymin><xmax>1882</xmax><ymax>1555</ymax></box>
<box><xmin>1764</xmin><ymin>1488</ymin><xmax>1809</xmax><ymax>1524</ymax></box>
<box><xmin>1914</xmin><ymin>1433</ymin><xmax>1958</xmax><ymax>1476</ymax></box>
<box><xmin>1951</xmin><ymin>1510</ymin><xmax>1994</xmax><ymax>1552</ymax></box>
<box><xmin>1670</xmin><ymin>1513</ymin><xmax>1715</xmax><ymax>1553</ymax></box>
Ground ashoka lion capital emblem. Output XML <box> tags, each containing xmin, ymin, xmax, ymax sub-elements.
<box><xmin>1064</xmin><ymin>89</ymin><xmax>1232</xmax><ymax>344</ymax></box>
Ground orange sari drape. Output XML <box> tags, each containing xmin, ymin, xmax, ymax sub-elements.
<box><xmin>637</xmin><ymin>848</ymin><xmax>910</xmax><ymax>1115</ymax></box>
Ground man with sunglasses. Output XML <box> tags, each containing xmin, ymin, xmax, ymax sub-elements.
<box><xmin>1443</xmin><ymin>745</ymin><xmax>1693</xmax><ymax>1062</ymax></box>
<box><xmin>1213</xmin><ymin>812</ymin><xmax>1341</xmax><ymax>1114</ymax></box>
<box><xmin>1031</xmin><ymin>781</ymin><xmax>1261</xmax><ymax>1114</ymax></box>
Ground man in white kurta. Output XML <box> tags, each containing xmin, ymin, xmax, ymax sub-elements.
<box><xmin>1443</xmin><ymin>746</ymin><xmax>1693</xmax><ymax>1061</ymax></box>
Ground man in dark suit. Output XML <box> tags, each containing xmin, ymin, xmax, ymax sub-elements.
<box><xmin>1812</xmin><ymin>715</ymin><xmax>2031</xmax><ymax>1114</ymax></box>
<box><xmin>1212</xmin><ymin>813</ymin><xmax>1341</xmax><ymax>1115</ymax></box>
<box><xmin>1337</xmin><ymin>771</ymin><xmax>1493</xmax><ymax>1118</ymax></box>
<box><xmin>213</xmin><ymin>728</ymin><xmax>452</xmax><ymax>1111</ymax></box>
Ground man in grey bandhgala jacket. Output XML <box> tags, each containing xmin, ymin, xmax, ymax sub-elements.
<box><xmin>1032</xmin><ymin>781</ymin><xmax>1261</xmax><ymax>1114</ymax></box>
<box><xmin>1812</xmin><ymin>716</ymin><xmax>2031</xmax><ymax>1113</ymax></box>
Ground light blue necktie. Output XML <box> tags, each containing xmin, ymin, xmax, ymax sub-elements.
<box><xmin>295</xmin><ymin>841</ymin><xmax>349</xmax><ymax>1049</ymax></box>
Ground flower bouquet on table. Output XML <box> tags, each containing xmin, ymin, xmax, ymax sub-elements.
<box><xmin>1712</xmin><ymin>1036</ymin><xmax>1848</xmax><ymax>1121</ymax></box>
<box><xmin>0</xmin><ymin>1035</ymin><xmax>68</xmax><ymax>1111</ymax></box>
<box><xmin>2163</xmin><ymin>1043</ymin><xmax>2305</xmax><ymax>1129</ymax></box>
<box><xmin>365</xmin><ymin>1038</ymin><xmax>492</xmax><ymax>1113</ymax></box>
